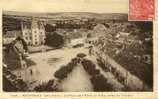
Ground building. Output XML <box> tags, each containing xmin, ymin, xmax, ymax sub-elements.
<box><xmin>142</xmin><ymin>54</ymin><xmax>151</xmax><ymax>64</ymax></box>
<box><xmin>93</xmin><ymin>24</ymin><xmax>108</xmax><ymax>37</ymax></box>
<box><xmin>70</xmin><ymin>38</ymin><xmax>84</xmax><ymax>47</ymax></box>
<box><xmin>21</xmin><ymin>21</ymin><xmax>32</xmax><ymax>45</ymax></box>
<box><xmin>3</xmin><ymin>30</ymin><xmax>21</xmax><ymax>45</ymax></box>
<box><xmin>21</xmin><ymin>19</ymin><xmax>46</xmax><ymax>46</ymax></box>
<box><xmin>115</xmin><ymin>32</ymin><xmax>130</xmax><ymax>44</ymax></box>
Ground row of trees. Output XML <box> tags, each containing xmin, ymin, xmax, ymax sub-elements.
<box><xmin>81</xmin><ymin>59</ymin><xmax>114</xmax><ymax>91</ymax></box>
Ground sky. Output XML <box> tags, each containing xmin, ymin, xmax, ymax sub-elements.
<box><xmin>0</xmin><ymin>0</ymin><xmax>128</xmax><ymax>13</ymax></box>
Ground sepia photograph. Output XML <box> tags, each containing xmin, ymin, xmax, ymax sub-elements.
<box><xmin>2</xmin><ymin>11</ymin><xmax>153</xmax><ymax>92</ymax></box>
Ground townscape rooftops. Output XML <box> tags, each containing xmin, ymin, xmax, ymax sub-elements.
<box><xmin>93</xmin><ymin>24</ymin><xmax>107</xmax><ymax>31</ymax></box>
<box><xmin>4</xmin><ymin>30</ymin><xmax>22</xmax><ymax>38</ymax></box>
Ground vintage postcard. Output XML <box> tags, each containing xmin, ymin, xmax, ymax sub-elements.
<box><xmin>0</xmin><ymin>0</ymin><xmax>158</xmax><ymax>99</ymax></box>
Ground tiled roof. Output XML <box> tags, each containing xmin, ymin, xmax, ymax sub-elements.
<box><xmin>4</xmin><ymin>30</ymin><xmax>22</xmax><ymax>38</ymax></box>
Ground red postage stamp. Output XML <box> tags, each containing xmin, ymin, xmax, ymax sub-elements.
<box><xmin>129</xmin><ymin>0</ymin><xmax>155</xmax><ymax>20</ymax></box>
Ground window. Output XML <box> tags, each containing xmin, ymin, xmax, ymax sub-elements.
<box><xmin>35</xmin><ymin>42</ymin><xmax>38</xmax><ymax>45</ymax></box>
<box><xmin>25</xmin><ymin>37</ymin><xmax>28</xmax><ymax>40</ymax></box>
<box><xmin>25</xmin><ymin>33</ymin><xmax>27</xmax><ymax>35</ymax></box>
<box><xmin>28</xmin><ymin>42</ymin><xmax>31</xmax><ymax>45</ymax></box>
<box><xmin>24</xmin><ymin>25</ymin><xmax>27</xmax><ymax>29</ymax></box>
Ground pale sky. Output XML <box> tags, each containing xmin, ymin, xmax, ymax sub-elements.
<box><xmin>0</xmin><ymin>0</ymin><xmax>128</xmax><ymax>13</ymax></box>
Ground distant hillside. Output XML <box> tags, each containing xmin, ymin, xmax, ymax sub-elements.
<box><xmin>3</xmin><ymin>11</ymin><xmax>128</xmax><ymax>20</ymax></box>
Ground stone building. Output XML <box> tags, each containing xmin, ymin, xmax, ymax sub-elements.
<box><xmin>21</xmin><ymin>19</ymin><xmax>46</xmax><ymax>46</ymax></box>
<box><xmin>93</xmin><ymin>23</ymin><xmax>107</xmax><ymax>37</ymax></box>
<box><xmin>3</xmin><ymin>30</ymin><xmax>21</xmax><ymax>45</ymax></box>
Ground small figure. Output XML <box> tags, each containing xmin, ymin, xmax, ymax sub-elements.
<box><xmin>30</xmin><ymin>69</ymin><xmax>33</xmax><ymax>75</ymax></box>
<box><xmin>89</xmin><ymin>45</ymin><xmax>93</xmax><ymax>56</ymax></box>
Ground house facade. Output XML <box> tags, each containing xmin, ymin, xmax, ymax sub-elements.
<box><xmin>21</xmin><ymin>19</ymin><xmax>46</xmax><ymax>46</ymax></box>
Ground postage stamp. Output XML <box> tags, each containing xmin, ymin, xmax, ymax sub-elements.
<box><xmin>129</xmin><ymin>0</ymin><xmax>155</xmax><ymax>20</ymax></box>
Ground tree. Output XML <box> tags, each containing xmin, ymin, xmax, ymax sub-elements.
<box><xmin>45</xmin><ymin>32</ymin><xmax>64</xmax><ymax>48</ymax></box>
